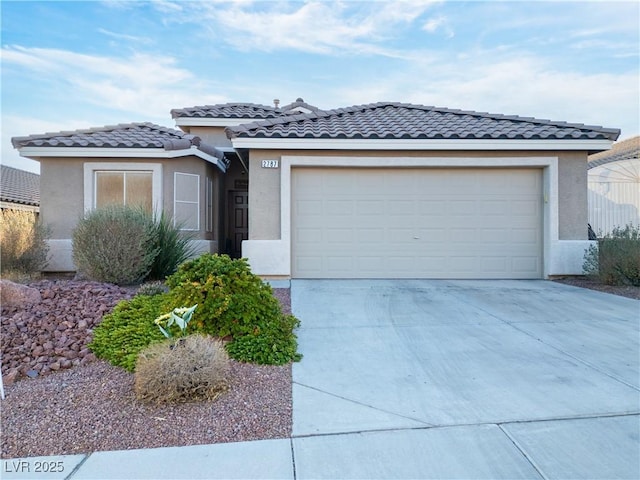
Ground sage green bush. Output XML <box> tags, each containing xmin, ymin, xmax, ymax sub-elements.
<box><xmin>89</xmin><ymin>294</ymin><xmax>168</xmax><ymax>372</ymax></box>
<box><xmin>72</xmin><ymin>205</ymin><xmax>158</xmax><ymax>285</ymax></box>
<box><xmin>0</xmin><ymin>209</ymin><xmax>49</xmax><ymax>278</ymax></box>
<box><xmin>72</xmin><ymin>206</ymin><xmax>194</xmax><ymax>285</ymax></box>
<box><xmin>583</xmin><ymin>224</ymin><xmax>640</xmax><ymax>286</ymax></box>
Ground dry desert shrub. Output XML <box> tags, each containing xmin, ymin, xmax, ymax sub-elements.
<box><xmin>134</xmin><ymin>334</ymin><xmax>230</xmax><ymax>404</ymax></box>
<box><xmin>0</xmin><ymin>209</ymin><xmax>49</xmax><ymax>278</ymax></box>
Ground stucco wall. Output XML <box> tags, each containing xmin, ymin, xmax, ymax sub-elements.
<box><xmin>188</xmin><ymin>126</ymin><xmax>233</xmax><ymax>147</ymax></box>
<box><xmin>40</xmin><ymin>158</ymin><xmax>84</xmax><ymax>239</ymax></box>
<box><xmin>246</xmin><ymin>149</ymin><xmax>590</xmax><ymax>242</ymax></box>
<box><xmin>557</xmin><ymin>151</ymin><xmax>588</xmax><ymax>239</ymax></box>
<box><xmin>38</xmin><ymin>155</ymin><xmax>223</xmax><ymax>271</ymax></box>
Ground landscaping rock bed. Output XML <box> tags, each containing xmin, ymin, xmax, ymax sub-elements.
<box><xmin>0</xmin><ymin>280</ymin><xmax>293</xmax><ymax>458</ymax></box>
<box><xmin>1</xmin><ymin>280</ymin><xmax>135</xmax><ymax>384</ymax></box>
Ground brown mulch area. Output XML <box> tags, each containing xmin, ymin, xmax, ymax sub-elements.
<box><xmin>552</xmin><ymin>276</ymin><xmax>639</xmax><ymax>300</ymax></box>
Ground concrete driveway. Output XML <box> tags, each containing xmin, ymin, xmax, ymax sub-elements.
<box><xmin>291</xmin><ymin>280</ymin><xmax>640</xmax><ymax>479</ymax></box>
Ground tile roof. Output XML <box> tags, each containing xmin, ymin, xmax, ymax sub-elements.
<box><xmin>170</xmin><ymin>98</ymin><xmax>322</xmax><ymax>119</ymax></box>
<box><xmin>588</xmin><ymin>136</ymin><xmax>639</xmax><ymax>169</ymax></box>
<box><xmin>226</xmin><ymin>102</ymin><xmax>620</xmax><ymax>141</ymax></box>
<box><xmin>1</xmin><ymin>165</ymin><xmax>40</xmax><ymax>207</ymax></box>
<box><xmin>11</xmin><ymin>123</ymin><xmax>205</xmax><ymax>150</ymax></box>
<box><xmin>171</xmin><ymin>103</ymin><xmax>283</xmax><ymax>120</ymax></box>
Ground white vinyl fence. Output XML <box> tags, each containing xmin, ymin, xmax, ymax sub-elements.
<box><xmin>588</xmin><ymin>159</ymin><xmax>640</xmax><ymax>236</ymax></box>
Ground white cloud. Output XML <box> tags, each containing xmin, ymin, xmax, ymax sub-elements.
<box><xmin>422</xmin><ymin>15</ymin><xmax>453</xmax><ymax>38</ymax></box>
<box><xmin>98</xmin><ymin>28</ymin><xmax>153</xmax><ymax>45</ymax></box>
<box><xmin>157</xmin><ymin>0</ymin><xmax>439</xmax><ymax>55</ymax></box>
<box><xmin>1</xmin><ymin>46</ymin><xmax>226</xmax><ymax>119</ymax></box>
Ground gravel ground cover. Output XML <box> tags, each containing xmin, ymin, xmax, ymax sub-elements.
<box><xmin>552</xmin><ymin>276</ymin><xmax>639</xmax><ymax>300</ymax></box>
<box><xmin>1</xmin><ymin>281</ymin><xmax>293</xmax><ymax>459</ymax></box>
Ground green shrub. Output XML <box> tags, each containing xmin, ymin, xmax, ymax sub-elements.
<box><xmin>89</xmin><ymin>294</ymin><xmax>168</xmax><ymax>372</ymax></box>
<box><xmin>226</xmin><ymin>314</ymin><xmax>302</xmax><ymax>365</ymax></box>
<box><xmin>134</xmin><ymin>334</ymin><xmax>229</xmax><ymax>404</ymax></box>
<box><xmin>147</xmin><ymin>211</ymin><xmax>196</xmax><ymax>281</ymax></box>
<box><xmin>0</xmin><ymin>209</ymin><xmax>49</xmax><ymax>277</ymax></box>
<box><xmin>165</xmin><ymin>254</ymin><xmax>302</xmax><ymax>364</ymax></box>
<box><xmin>72</xmin><ymin>205</ymin><xmax>159</xmax><ymax>285</ymax></box>
<box><xmin>583</xmin><ymin>224</ymin><xmax>640</xmax><ymax>286</ymax></box>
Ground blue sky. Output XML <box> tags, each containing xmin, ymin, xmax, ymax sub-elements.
<box><xmin>2</xmin><ymin>0</ymin><xmax>639</xmax><ymax>173</ymax></box>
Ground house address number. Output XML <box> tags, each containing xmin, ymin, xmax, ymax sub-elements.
<box><xmin>261</xmin><ymin>160</ymin><xmax>279</xmax><ymax>168</ymax></box>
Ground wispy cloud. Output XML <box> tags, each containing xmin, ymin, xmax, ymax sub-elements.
<box><xmin>1</xmin><ymin>45</ymin><xmax>224</xmax><ymax>118</ymax></box>
<box><xmin>422</xmin><ymin>15</ymin><xmax>454</xmax><ymax>38</ymax></box>
<box><xmin>153</xmin><ymin>0</ymin><xmax>439</xmax><ymax>55</ymax></box>
<box><xmin>98</xmin><ymin>28</ymin><xmax>154</xmax><ymax>45</ymax></box>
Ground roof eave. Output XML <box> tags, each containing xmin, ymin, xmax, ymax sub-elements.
<box><xmin>17</xmin><ymin>146</ymin><xmax>226</xmax><ymax>172</ymax></box>
<box><xmin>229</xmin><ymin>138</ymin><xmax>616</xmax><ymax>152</ymax></box>
<box><xmin>175</xmin><ymin>117</ymin><xmax>272</xmax><ymax>127</ymax></box>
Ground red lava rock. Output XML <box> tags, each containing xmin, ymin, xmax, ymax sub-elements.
<box><xmin>0</xmin><ymin>280</ymin><xmax>42</xmax><ymax>307</ymax></box>
<box><xmin>1</xmin><ymin>279</ymin><xmax>134</xmax><ymax>383</ymax></box>
<box><xmin>3</xmin><ymin>369</ymin><xmax>19</xmax><ymax>386</ymax></box>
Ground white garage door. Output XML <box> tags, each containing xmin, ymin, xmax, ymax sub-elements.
<box><xmin>292</xmin><ymin>167</ymin><xmax>543</xmax><ymax>279</ymax></box>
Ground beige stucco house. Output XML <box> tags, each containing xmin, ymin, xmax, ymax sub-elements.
<box><xmin>13</xmin><ymin>99</ymin><xmax>620</xmax><ymax>279</ymax></box>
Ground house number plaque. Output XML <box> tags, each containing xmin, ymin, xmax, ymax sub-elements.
<box><xmin>261</xmin><ymin>160</ymin><xmax>279</xmax><ymax>168</ymax></box>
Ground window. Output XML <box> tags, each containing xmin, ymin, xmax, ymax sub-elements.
<box><xmin>174</xmin><ymin>172</ymin><xmax>200</xmax><ymax>231</ymax></box>
<box><xmin>84</xmin><ymin>163</ymin><xmax>162</xmax><ymax>213</ymax></box>
<box><xmin>95</xmin><ymin>171</ymin><xmax>153</xmax><ymax>210</ymax></box>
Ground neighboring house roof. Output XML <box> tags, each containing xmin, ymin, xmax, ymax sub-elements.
<box><xmin>226</xmin><ymin>102</ymin><xmax>620</xmax><ymax>142</ymax></box>
<box><xmin>588</xmin><ymin>135</ymin><xmax>639</xmax><ymax>169</ymax></box>
<box><xmin>0</xmin><ymin>165</ymin><xmax>40</xmax><ymax>207</ymax></box>
<box><xmin>170</xmin><ymin>98</ymin><xmax>322</xmax><ymax>120</ymax></box>
<box><xmin>12</xmin><ymin>123</ymin><xmax>228</xmax><ymax>171</ymax></box>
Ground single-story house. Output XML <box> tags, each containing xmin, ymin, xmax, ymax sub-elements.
<box><xmin>1</xmin><ymin>165</ymin><xmax>40</xmax><ymax>213</ymax></box>
<box><xmin>12</xmin><ymin>98</ymin><xmax>620</xmax><ymax>279</ymax></box>
<box><xmin>587</xmin><ymin>136</ymin><xmax>639</xmax><ymax>236</ymax></box>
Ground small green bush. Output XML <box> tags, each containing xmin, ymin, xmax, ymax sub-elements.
<box><xmin>72</xmin><ymin>205</ymin><xmax>159</xmax><ymax>285</ymax></box>
<box><xmin>134</xmin><ymin>334</ymin><xmax>230</xmax><ymax>404</ymax></box>
<box><xmin>165</xmin><ymin>254</ymin><xmax>302</xmax><ymax>364</ymax></box>
<box><xmin>226</xmin><ymin>314</ymin><xmax>302</xmax><ymax>365</ymax></box>
<box><xmin>583</xmin><ymin>224</ymin><xmax>640</xmax><ymax>286</ymax></box>
<box><xmin>0</xmin><ymin>209</ymin><xmax>49</xmax><ymax>277</ymax></box>
<box><xmin>89</xmin><ymin>294</ymin><xmax>168</xmax><ymax>372</ymax></box>
<box><xmin>166</xmin><ymin>254</ymin><xmax>284</xmax><ymax>338</ymax></box>
<box><xmin>147</xmin><ymin>211</ymin><xmax>196</xmax><ymax>281</ymax></box>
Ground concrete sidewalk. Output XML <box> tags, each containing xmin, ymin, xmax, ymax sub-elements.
<box><xmin>3</xmin><ymin>280</ymin><xmax>639</xmax><ymax>479</ymax></box>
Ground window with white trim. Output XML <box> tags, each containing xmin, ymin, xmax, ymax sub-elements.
<box><xmin>95</xmin><ymin>171</ymin><xmax>153</xmax><ymax>210</ymax></box>
<box><xmin>174</xmin><ymin>172</ymin><xmax>200</xmax><ymax>231</ymax></box>
<box><xmin>84</xmin><ymin>163</ymin><xmax>162</xmax><ymax>213</ymax></box>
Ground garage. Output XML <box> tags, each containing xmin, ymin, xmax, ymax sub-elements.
<box><xmin>292</xmin><ymin>167</ymin><xmax>543</xmax><ymax>279</ymax></box>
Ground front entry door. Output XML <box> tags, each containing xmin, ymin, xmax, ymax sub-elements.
<box><xmin>228</xmin><ymin>190</ymin><xmax>248</xmax><ymax>258</ymax></box>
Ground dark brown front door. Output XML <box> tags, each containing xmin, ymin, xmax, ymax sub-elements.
<box><xmin>228</xmin><ymin>190</ymin><xmax>248</xmax><ymax>258</ymax></box>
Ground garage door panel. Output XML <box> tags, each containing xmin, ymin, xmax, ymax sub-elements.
<box><xmin>292</xmin><ymin>168</ymin><xmax>542</xmax><ymax>279</ymax></box>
